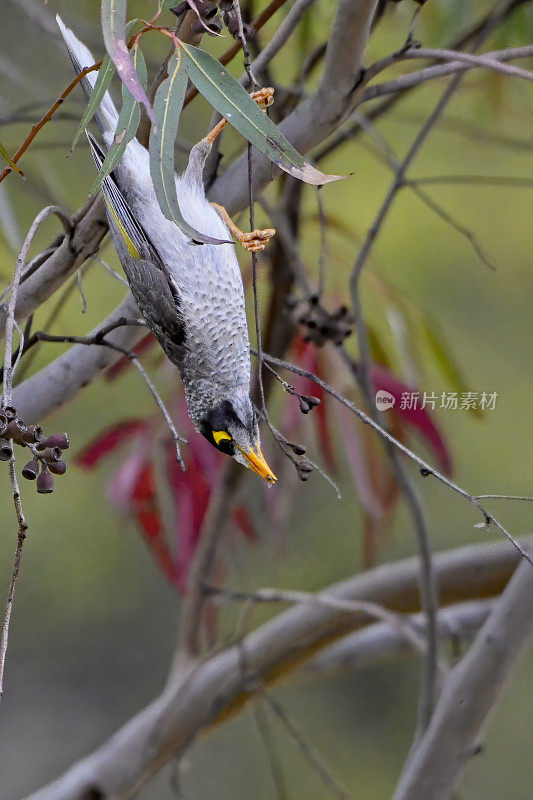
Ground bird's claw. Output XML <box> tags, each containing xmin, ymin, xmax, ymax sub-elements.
<box><xmin>250</xmin><ymin>87</ymin><xmax>274</xmax><ymax>110</ymax></box>
<box><xmin>238</xmin><ymin>228</ymin><xmax>276</xmax><ymax>253</ymax></box>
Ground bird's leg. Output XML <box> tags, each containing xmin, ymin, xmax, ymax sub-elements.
<box><xmin>205</xmin><ymin>88</ymin><xmax>276</xmax><ymax>251</ymax></box>
<box><xmin>203</xmin><ymin>87</ymin><xmax>275</xmax><ymax>145</ymax></box>
<box><xmin>212</xmin><ymin>203</ymin><xmax>275</xmax><ymax>253</ymax></box>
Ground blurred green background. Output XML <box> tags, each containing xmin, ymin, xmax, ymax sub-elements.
<box><xmin>1</xmin><ymin>0</ymin><xmax>533</xmax><ymax>797</ymax></box>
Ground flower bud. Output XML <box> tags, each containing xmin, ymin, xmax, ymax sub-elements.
<box><xmin>298</xmin><ymin>396</ymin><xmax>311</xmax><ymax>414</ymax></box>
<box><xmin>289</xmin><ymin>442</ymin><xmax>306</xmax><ymax>456</ymax></box>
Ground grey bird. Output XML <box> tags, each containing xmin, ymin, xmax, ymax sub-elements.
<box><xmin>57</xmin><ymin>16</ymin><xmax>276</xmax><ymax>482</ymax></box>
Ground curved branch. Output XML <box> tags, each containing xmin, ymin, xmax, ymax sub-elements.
<box><xmin>393</xmin><ymin>556</ymin><xmax>533</xmax><ymax>800</ymax></box>
<box><xmin>12</xmin><ymin>292</ymin><xmax>143</xmax><ymax>424</ymax></box>
<box><xmin>0</xmin><ymin>198</ymin><xmax>108</xmax><ymax>342</ymax></box>
<box><xmin>25</xmin><ymin>538</ymin><xmax>528</xmax><ymax>800</ymax></box>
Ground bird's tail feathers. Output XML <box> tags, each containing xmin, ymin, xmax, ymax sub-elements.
<box><xmin>56</xmin><ymin>14</ymin><xmax>117</xmax><ymax>139</ymax></box>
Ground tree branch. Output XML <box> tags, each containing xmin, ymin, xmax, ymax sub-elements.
<box><xmin>392</xmin><ymin>555</ymin><xmax>533</xmax><ymax>800</ymax></box>
<box><xmin>25</xmin><ymin>538</ymin><xmax>529</xmax><ymax>800</ymax></box>
<box><xmin>0</xmin><ymin>198</ymin><xmax>108</xmax><ymax>341</ymax></box>
<box><xmin>11</xmin><ymin>293</ymin><xmax>143</xmax><ymax>424</ymax></box>
<box><xmin>304</xmin><ymin>599</ymin><xmax>494</xmax><ymax>679</ymax></box>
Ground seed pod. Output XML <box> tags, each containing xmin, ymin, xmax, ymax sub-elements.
<box><xmin>0</xmin><ymin>439</ymin><xmax>13</xmax><ymax>461</ymax></box>
<box><xmin>2</xmin><ymin>406</ymin><xmax>16</xmax><ymax>421</ymax></box>
<box><xmin>36</xmin><ymin>469</ymin><xmax>55</xmax><ymax>494</ymax></box>
<box><xmin>169</xmin><ymin>2</ymin><xmax>188</xmax><ymax>16</ymax></box>
<box><xmin>48</xmin><ymin>460</ymin><xmax>67</xmax><ymax>476</ymax></box>
<box><xmin>21</xmin><ymin>425</ymin><xmax>44</xmax><ymax>445</ymax></box>
<box><xmin>39</xmin><ymin>433</ymin><xmax>70</xmax><ymax>450</ymax></box>
<box><xmin>40</xmin><ymin>446</ymin><xmax>63</xmax><ymax>464</ymax></box>
<box><xmin>22</xmin><ymin>459</ymin><xmax>39</xmax><ymax>480</ymax></box>
<box><xmin>4</xmin><ymin>419</ymin><xmax>27</xmax><ymax>443</ymax></box>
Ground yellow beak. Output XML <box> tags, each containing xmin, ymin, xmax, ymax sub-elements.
<box><xmin>239</xmin><ymin>444</ymin><xmax>277</xmax><ymax>483</ymax></box>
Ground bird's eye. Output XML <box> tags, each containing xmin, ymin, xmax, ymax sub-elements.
<box><xmin>212</xmin><ymin>430</ymin><xmax>232</xmax><ymax>446</ymax></box>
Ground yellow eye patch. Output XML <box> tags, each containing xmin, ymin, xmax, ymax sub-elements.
<box><xmin>213</xmin><ymin>430</ymin><xmax>232</xmax><ymax>446</ymax></box>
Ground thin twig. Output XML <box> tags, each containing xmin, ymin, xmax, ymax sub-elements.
<box><xmin>258</xmin><ymin>348</ymin><xmax>533</xmax><ymax>568</ymax></box>
<box><xmin>2</xmin><ymin>206</ymin><xmax>70</xmax><ymax>405</ymax></box>
<box><xmin>204</xmin><ymin>584</ymin><xmax>428</xmax><ymax>653</ymax></box>
<box><xmin>0</xmin><ymin>207</ymin><xmax>66</xmax><ymax>700</ymax></box>
<box><xmin>260</xmin><ymin>690</ymin><xmax>351</xmax><ymax>800</ymax></box>
<box><xmin>20</xmin><ymin>322</ymin><xmax>185</xmax><ymax>464</ymax></box>
<box><xmin>0</xmin><ymin>458</ymin><xmax>29</xmax><ymax>701</ymax></box>
<box><xmin>0</xmin><ymin>64</ymin><xmax>101</xmax><ymax>183</ymax></box>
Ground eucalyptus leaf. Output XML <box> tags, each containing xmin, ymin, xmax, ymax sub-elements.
<box><xmin>421</xmin><ymin>316</ymin><xmax>483</xmax><ymax>418</ymax></box>
<box><xmin>178</xmin><ymin>42</ymin><xmax>343</xmax><ymax>186</ymax></box>
<box><xmin>71</xmin><ymin>55</ymin><xmax>115</xmax><ymax>152</ymax></box>
<box><xmin>101</xmin><ymin>0</ymin><xmax>155</xmax><ymax>122</ymax></box>
<box><xmin>149</xmin><ymin>52</ymin><xmax>230</xmax><ymax>245</ymax></box>
<box><xmin>90</xmin><ymin>44</ymin><xmax>145</xmax><ymax>197</ymax></box>
<box><xmin>0</xmin><ymin>137</ymin><xmax>22</xmax><ymax>176</ymax></box>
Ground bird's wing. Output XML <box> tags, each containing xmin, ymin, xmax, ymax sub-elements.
<box><xmin>87</xmin><ymin>133</ymin><xmax>186</xmax><ymax>357</ymax></box>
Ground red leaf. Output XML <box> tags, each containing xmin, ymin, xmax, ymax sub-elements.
<box><xmin>75</xmin><ymin>419</ymin><xmax>145</xmax><ymax>469</ymax></box>
<box><xmin>370</xmin><ymin>365</ymin><xmax>453</xmax><ymax>475</ymax></box>
<box><xmin>131</xmin><ymin>464</ymin><xmax>179</xmax><ymax>586</ymax></box>
<box><xmin>233</xmin><ymin>505</ymin><xmax>257</xmax><ymax>541</ymax></box>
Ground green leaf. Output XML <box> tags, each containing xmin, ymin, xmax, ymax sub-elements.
<box><xmin>71</xmin><ymin>55</ymin><xmax>115</xmax><ymax>152</ymax></box>
<box><xmin>0</xmin><ymin>137</ymin><xmax>22</xmax><ymax>176</ymax></box>
<box><xmin>101</xmin><ymin>0</ymin><xmax>155</xmax><ymax>122</ymax></box>
<box><xmin>90</xmin><ymin>44</ymin><xmax>146</xmax><ymax>197</ymax></box>
<box><xmin>178</xmin><ymin>42</ymin><xmax>343</xmax><ymax>186</ymax></box>
<box><xmin>149</xmin><ymin>52</ymin><xmax>230</xmax><ymax>245</ymax></box>
<box><xmin>421</xmin><ymin>316</ymin><xmax>483</xmax><ymax>418</ymax></box>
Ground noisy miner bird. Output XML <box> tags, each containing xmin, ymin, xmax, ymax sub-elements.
<box><xmin>57</xmin><ymin>16</ymin><xmax>277</xmax><ymax>482</ymax></box>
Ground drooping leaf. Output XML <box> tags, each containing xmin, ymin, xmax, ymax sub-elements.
<box><xmin>420</xmin><ymin>316</ymin><xmax>483</xmax><ymax>418</ymax></box>
<box><xmin>370</xmin><ymin>364</ymin><xmax>453</xmax><ymax>475</ymax></box>
<box><xmin>149</xmin><ymin>51</ymin><xmax>231</xmax><ymax>245</ymax></box>
<box><xmin>178</xmin><ymin>41</ymin><xmax>344</xmax><ymax>186</ymax></box>
<box><xmin>71</xmin><ymin>55</ymin><xmax>115</xmax><ymax>152</ymax></box>
<box><xmin>0</xmin><ymin>137</ymin><xmax>22</xmax><ymax>176</ymax></box>
<box><xmin>90</xmin><ymin>43</ymin><xmax>146</xmax><ymax>196</ymax></box>
<box><xmin>101</xmin><ymin>0</ymin><xmax>155</xmax><ymax>122</ymax></box>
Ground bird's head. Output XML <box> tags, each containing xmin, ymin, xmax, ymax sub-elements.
<box><xmin>198</xmin><ymin>398</ymin><xmax>276</xmax><ymax>483</ymax></box>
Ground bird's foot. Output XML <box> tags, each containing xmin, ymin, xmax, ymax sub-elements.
<box><xmin>203</xmin><ymin>87</ymin><xmax>275</xmax><ymax>145</ymax></box>
<box><xmin>212</xmin><ymin>203</ymin><xmax>275</xmax><ymax>252</ymax></box>
<box><xmin>237</xmin><ymin>227</ymin><xmax>276</xmax><ymax>253</ymax></box>
<box><xmin>250</xmin><ymin>86</ymin><xmax>274</xmax><ymax>110</ymax></box>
